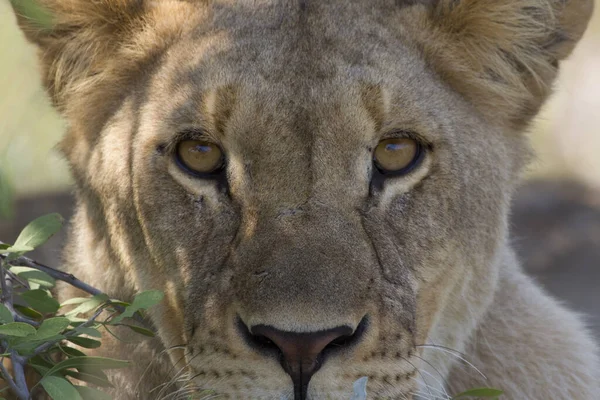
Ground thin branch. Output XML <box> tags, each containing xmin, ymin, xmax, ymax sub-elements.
<box><xmin>0</xmin><ymin>251</ymin><xmax>148</xmax><ymax>325</ymax></box>
<box><xmin>0</xmin><ymin>251</ymin><xmax>103</xmax><ymax>298</ymax></box>
<box><xmin>0</xmin><ymin>354</ymin><xmax>29</xmax><ymax>400</ymax></box>
<box><xmin>0</xmin><ymin>354</ymin><xmax>23</xmax><ymax>400</ymax></box>
<box><xmin>0</xmin><ymin>243</ymin><xmax>155</xmax><ymax>400</ymax></box>
<box><xmin>4</xmin><ymin>301</ymin><xmax>39</xmax><ymax>327</ymax></box>
<box><xmin>10</xmin><ymin>351</ymin><xmax>29</xmax><ymax>400</ymax></box>
<box><xmin>0</xmin><ymin>258</ymin><xmax>12</xmax><ymax>306</ymax></box>
<box><xmin>1</xmin><ymin>270</ymin><xmax>40</xmax><ymax>327</ymax></box>
<box><xmin>5</xmin><ymin>269</ymin><xmax>29</xmax><ymax>290</ymax></box>
<box><xmin>0</xmin><ymin>259</ymin><xmax>38</xmax><ymax>326</ymax></box>
<box><xmin>25</xmin><ymin>308</ymin><xmax>105</xmax><ymax>361</ymax></box>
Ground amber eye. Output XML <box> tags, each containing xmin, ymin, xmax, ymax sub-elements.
<box><xmin>373</xmin><ymin>137</ymin><xmax>422</xmax><ymax>175</ymax></box>
<box><xmin>175</xmin><ymin>140</ymin><xmax>224</xmax><ymax>176</ymax></box>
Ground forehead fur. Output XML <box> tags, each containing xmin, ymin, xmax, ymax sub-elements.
<box><xmin>11</xmin><ymin>0</ymin><xmax>593</xmax><ymax>137</ymax></box>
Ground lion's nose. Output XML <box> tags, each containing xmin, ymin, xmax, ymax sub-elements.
<box><xmin>238</xmin><ymin>318</ymin><xmax>366</xmax><ymax>400</ymax></box>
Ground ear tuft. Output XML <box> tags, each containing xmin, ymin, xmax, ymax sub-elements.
<box><xmin>9</xmin><ymin>0</ymin><xmax>156</xmax><ymax>109</ymax></box>
<box><xmin>411</xmin><ymin>0</ymin><xmax>594</xmax><ymax>128</ymax></box>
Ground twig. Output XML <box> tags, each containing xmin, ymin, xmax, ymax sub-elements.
<box><xmin>0</xmin><ymin>252</ymin><xmax>103</xmax><ymax>298</ymax></box>
<box><xmin>0</xmin><ymin>252</ymin><xmax>148</xmax><ymax>324</ymax></box>
<box><xmin>25</xmin><ymin>308</ymin><xmax>105</xmax><ymax>361</ymax></box>
<box><xmin>2</xmin><ymin>269</ymin><xmax>40</xmax><ymax>326</ymax></box>
<box><xmin>0</xmin><ymin>244</ymin><xmax>154</xmax><ymax>400</ymax></box>
<box><xmin>0</xmin><ymin>354</ymin><xmax>25</xmax><ymax>400</ymax></box>
<box><xmin>0</xmin><ymin>258</ymin><xmax>11</xmax><ymax>306</ymax></box>
<box><xmin>4</xmin><ymin>301</ymin><xmax>40</xmax><ymax>327</ymax></box>
<box><xmin>5</xmin><ymin>269</ymin><xmax>29</xmax><ymax>290</ymax></box>
<box><xmin>11</xmin><ymin>351</ymin><xmax>29</xmax><ymax>400</ymax></box>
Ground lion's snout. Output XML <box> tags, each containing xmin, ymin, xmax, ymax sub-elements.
<box><xmin>180</xmin><ymin>207</ymin><xmax>419</xmax><ymax>398</ymax></box>
<box><xmin>236</xmin><ymin>317</ymin><xmax>367</xmax><ymax>399</ymax></box>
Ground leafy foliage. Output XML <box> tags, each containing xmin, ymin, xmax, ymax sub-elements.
<box><xmin>0</xmin><ymin>214</ymin><xmax>163</xmax><ymax>400</ymax></box>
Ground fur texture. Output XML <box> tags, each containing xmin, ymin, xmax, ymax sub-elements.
<box><xmin>10</xmin><ymin>0</ymin><xmax>599</xmax><ymax>399</ymax></box>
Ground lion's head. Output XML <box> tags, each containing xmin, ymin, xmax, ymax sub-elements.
<box><xmin>12</xmin><ymin>0</ymin><xmax>592</xmax><ymax>398</ymax></box>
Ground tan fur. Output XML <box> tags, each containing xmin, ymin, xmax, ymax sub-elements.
<box><xmin>10</xmin><ymin>0</ymin><xmax>599</xmax><ymax>399</ymax></box>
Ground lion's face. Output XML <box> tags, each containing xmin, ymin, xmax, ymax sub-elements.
<box><xmin>12</xmin><ymin>0</ymin><xmax>592</xmax><ymax>398</ymax></box>
<box><xmin>129</xmin><ymin>23</ymin><xmax>516</xmax><ymax>398</ymax></box>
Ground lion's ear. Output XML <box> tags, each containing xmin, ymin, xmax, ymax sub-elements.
<box><xmin>10</xmin><ymin>0</ymin><xmax>197</xmax><ymax>111</ymax></box>
<box><xmin>414</xmin><ymin>0</ymin><xmax>594</xmax><ymax>128</ymax></box>
<box><xmin>10</xmin><ymin>0</ymin><xmax>150</xmax><ymax>107</ymax></box>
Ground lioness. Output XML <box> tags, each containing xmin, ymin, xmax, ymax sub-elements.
<box><xmin>10</xmin><ymin>0</ymin><xmax>599</xmax><ymax>399</ymax></box>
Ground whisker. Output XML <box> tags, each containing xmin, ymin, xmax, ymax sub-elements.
<box><xmin>399</xmin><ymin>358</ymin><xmax>434</xmax><ymax>400</ymax></box>
<box><xmin>413</xmin><ymin>354</ymin><xmax>450</xmax><ymax>398</ymax></box>
<box><xmin>411</xmin><ymin>377</ymin><xmax>451</xmax><ymax>399</ymax></box>
<box><xmin>135</xmin><ymin>344</ymin><xmax>189</xmax><ymax>394</ymax></box>
<box><xmin>153</xmin><ymin>346</ymin><xmax>213</xmax><ymax>398</ymax></box>
<box><xmin>153</xmin><ymin>368</ymin><xmax>193</xmax><ymax>398</ymax></box>
<box><xmin>416</xmin><ymin>344</ymin><xmax>486</xmax><ymax>381</ymax></box>
<box><xmin>411</xmin><ymin>388</ymin><xmax>449</xmax><ymax>400</ymax></box>
<box><xmin>415</xmin><ymin>344</ymin><xmax>468</xmax><ymax>359</ymax></box>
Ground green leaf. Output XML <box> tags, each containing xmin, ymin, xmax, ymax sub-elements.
<box><xmin>70</xmin><ymin>365</ymin><xmax>110</xmax><ymax>383</ymax></box>
<box><xmin>1</xmin><ymin>245</ymin><xmax>34</xmax><ymax>255</ymax></box>
<box><xmin>64</xmin><ymin>315</ymin><xmax>88</xmax><ymax>324</ymax></box>
<box><xmin>110</xmin><ymin>290</ymin><xmax>163</xmax><ymax>324</ymax></box>
<box><xmin>60</xmin><ymin>297</ymin><xmax>94</xmax><ymax>307</ymax></box>
<box><xmin>9</xmin><ymin>266</ymin><xmax>56</xmax><ymax>288</ymax></box>
<box><xmin>13</xmin><ymin>213</ymin><xmax>63</xmax><ymax>252</ymax></box>
<box><xmin>0</xmin><ymin>304</ymin><xmax>14</xmax><ymax>323</ymax></box>
<box><xmin>41</xmin><ymin>376</ymin><xmax>83</xmax><ymax>400</ymax></box>
<box><xmin>73</xmin><ymin>327</ymin><xmax>102</xmax><ymax>338</ymax></box>
<box><xmin>67</xmin><ymin>337</ymin><xmax>102</xmax><ymax>349</ymax></box>
<box><xmin>14</xmin><ymin>305</ymin><xmax>43</xmax><ymax>320</ymax></box>
<box><xmin>20</xmin><ymin>289</ymin><xmax>60</xmax><ymax>314</ymax></box>
<box><xmin>29</xmin><ymin>355</ymin><xmax>54</xmax><ymax>375</ymax></box>
<box><xmin>132</xmin><ymin>290</ymin><xmax>164</xmax><ymax>309</ymax></box>
<box><xmin>118</xmin><ymin>324</ymin><xmax>155</xmax><ymax>337</ymax></box>
<box><xmin>106</xmin><ymin>300</ymin><xmax>131</xmax><ymax>308</ymax></box>
<box><xmin>37</xmin><ymin>317</ymin><xmax>71</xmax><ymax>338</ymax></box>
<box><xmin>74</xmin><ymin>385</ymin><xmax>111</xmax><ymax>400</ymax></box>
<box><xmin>42</xmin><ymin>356</ymin><xmax>129</xmax><ymax>379</ymax></box>
<box><xmin>65</xmin><ymin>294</ymin><xmax>109</xmax><ymax>317</ymax></box>
<box><xmin>0</xmin><ymin>322</ymin><xmax>36</xmax><ymax>337</ymax></box>
<box><xmin>60</xmin><ymin>346</ymin><xmax>86</xmax><ymax>358</ymax></box>
<box><xmin>65</xmin><ymin>371</ymin><xmax>113</xmax><ymax>388</ymax></box>
<box><xmin>10</xmin><ymin>334</ymin><xmax>65</xmax><ymax>353</ymax></box>
<box><xmin>453</xmin><ymin>388</ymin><xmax>504</xmax><ymax>399</ymax></box>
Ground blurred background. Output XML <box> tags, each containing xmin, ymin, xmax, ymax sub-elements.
<box><xmin>0</xmin><ymin>1</ymin><xmax>599</xmax><ymax>339</ymax></box>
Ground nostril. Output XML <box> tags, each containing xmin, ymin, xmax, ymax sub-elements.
<box><xmin>236</xmin><ymin>318</ymin><xmax>280</xmax><ymax>354</ymax></box>
<box><xmin>252</xmin><ymin>334</ymin><xmax>278</xmax><ymax>351</ymax></box>
<box><xmin>236</xmin><ymin>316</ymin><xmax>369</xmax><ymax>399</ymax></box>
<box><xmin>323</xmin><ymin>316</ymin><xmax>368</xmax><ymax>353</ymax></box>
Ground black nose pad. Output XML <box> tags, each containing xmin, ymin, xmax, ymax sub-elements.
<box><xmin>238</xmin><ymin>318</ymin><xmax>367</xmax><ymax>400</ymax></box>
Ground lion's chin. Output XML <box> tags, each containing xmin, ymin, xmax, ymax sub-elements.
<box><xmin>182</xmin><ymin>376</ymin><xmax>416</xmax><ymax>400</ymax></box>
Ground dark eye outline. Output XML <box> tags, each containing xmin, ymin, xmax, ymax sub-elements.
<box><xmin>372</xmin><ymin>137</ymin><xmax>426</xmax><ymax>177</ymax></box>
<box><xmin>174</xmin><ymin>140</ymin><xmax>227</xmax><ymax>179</ymax></box>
